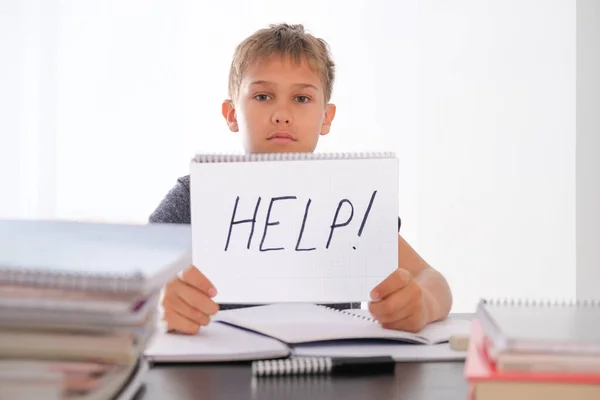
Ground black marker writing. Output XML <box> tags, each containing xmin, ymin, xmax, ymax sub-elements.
<box><xmin>358</xmin><ymin>190</ymin><xmax>378</xmax><ymax>237</ymax></box>
<box><xmin>326</xmin><ymin>199</ymin><xmax>354</xmax><ymax>249</ymax></box>
<box><xmin>259</xmin><ymin>196</ymin><xmax>297</xmax><ymax>252</ymax></box>
<box><xmin>295</xmin><ymin>198</ymin><xmax>316</xmax><ymax>251</ymax></box>
<box><xmin>224</xmin><ymin>196</ymin><xmax>261</xmax><ymax>251</ymax></box>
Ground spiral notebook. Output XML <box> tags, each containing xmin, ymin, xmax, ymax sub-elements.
<box><xmin>144</xmin><ymin>320</ymin><xmax>291</xmax><ymax>363</ymax></box>
<box><xmin>189</xmin><ymin>152</ymin><xmax>399</xmax><ymax>304</ymax></box>
<box><xmin>0</xmin><ymin>219</ymin><xmax>192</xmax><ymax>295</ymax></box>
<box><xmin>214</xmin><ymin>303</ymin><xmax>472</xmax><ymax>345</ymax></box>
<box><xmin>477</xmin><ymin>298</ymin><xmax>600</xmax><ymax>359</ymax></box>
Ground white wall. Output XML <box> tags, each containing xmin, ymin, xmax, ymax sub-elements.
<box><xmin>51</xmin><ymin>0</ymin><xmax>415</xmax><ymax>223</ymax></box>
<box><xmin>0</xmin><ymin>0</ymin><xmax>577</xmax><ymax>312</ymax></box>
<box><xmin>415</xmin><ymin>0</ymin><xmax>576</xmax><ymax>311</ymax></box>
<box><xmin>576</xmin><ymin>0</ymin><xmax>600</xmax><ymax>300</ymax></box>
<box><xmin>0</xmin><ymin>1</ymin><xmax>23</xmax><ymax>218</ymax></box>
<box><xmin>0</xmin><ymin>0</ymin><xmax>58</xmax><ymax>219</ymax></box>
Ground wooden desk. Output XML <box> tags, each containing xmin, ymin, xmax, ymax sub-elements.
<box><xmin>140</xmin><ymin>361</ymin><xmax>468</xmax><ymax>400</ymax></box>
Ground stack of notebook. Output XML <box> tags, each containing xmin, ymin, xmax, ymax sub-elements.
<box><xmin>0</xmin><ymin>219</ymin><xmax>192</xmax><ymax>400</ymax></box>
<box><xmin>465</xmin><ymin>298</ymin><xmax>600</xmax><ymax>399</ymax></box>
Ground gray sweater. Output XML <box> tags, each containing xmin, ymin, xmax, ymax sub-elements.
<box><xmin>149</xmin><ymin>175</ymin><xmax>402</xmax><ymax>310</ymax></box>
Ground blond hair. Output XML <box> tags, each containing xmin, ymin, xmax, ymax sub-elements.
<box><xmin>228</xmin><ymin>23</ymin><xmax>335</xmax><ymax>103</ymax></box>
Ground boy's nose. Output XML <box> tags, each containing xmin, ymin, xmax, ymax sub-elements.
<box><xmin>271</xmin><ymin>111</ymin><xmax>292</xmax><ymax>125</ymax></box>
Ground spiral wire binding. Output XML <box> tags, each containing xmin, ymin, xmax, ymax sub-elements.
<box><xmin>317</xmin><ymin>304</ymin><xmax>378</xmax><ymax>324</ymax></box>
<box><xmin>481</xmin><ymin>298</ymin><xmax>600</xmax><ymax>308</ymax></box>
<box><xmin>191</xmin><ymin>151</ymin><xmax>396</xmax><ymax>164</ymax></box>
<box><xmin>0</xmin><ymin>268</ymin><xmax>143</xmax><ymax>294</ymax></box>
<box><xmin>318</xmin><ymin>305</ymin><xmax>431</xmax><ymax>343</ymax></box>
<box><xmin>479</xmin><ymin>297</ymin><xmax>600</xmax><ymax>357</ymax></box>
<box><xmin>252</xmin><ymin>357</ymin><xmax>333</xmax><ymax>377</ymax></box>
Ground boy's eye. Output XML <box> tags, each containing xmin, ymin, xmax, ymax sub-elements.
<box><xmin>295</xmin><ymin>96</ymin><xmax>310</xmax><ymax>103</ymax></box>
<box><xmin>254</xmin><ymin>94</ymin><xmax>271</xmax><ymax>101</ymax></box>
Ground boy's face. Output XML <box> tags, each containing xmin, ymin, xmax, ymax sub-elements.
<box><xmin>222</xmin><ymin>55</ymin><xmax>336</xmax><ymax>153</ymax></box>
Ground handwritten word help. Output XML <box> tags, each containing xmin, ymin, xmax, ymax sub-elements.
<box><xmin>223</xmin><ymin>190</ymin><xmax>378</xmax><ymax>252</ymax></box>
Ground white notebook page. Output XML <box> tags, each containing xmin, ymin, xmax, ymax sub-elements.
<box><xmin>292</xmin><ymin>341</ymin><xmax>467</xmax><ymax>362</ymax></box>
<box><xmin>343</xmin><ymin>309</ymin><xmax>473</xmax><ymax>344</ymax></box>
<box><xmin>144</xmin><ymin>321</ymin><xmax>290</xmax><ymax>363</ymax></box>
<box><xmin>190</xmin><ymin>154</ymin><xmax>399</xmax><ymax>304</ymax></box>
<box><xmin>214</xmin><ymin>303</ymin><xmax>471</xmax><ymax>345</ymax></box>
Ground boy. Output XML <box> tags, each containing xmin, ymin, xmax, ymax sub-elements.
<box><xmin>150</xmin><ymin>23</ymin><xmax>452</xmax><ymax>334</ymax></box>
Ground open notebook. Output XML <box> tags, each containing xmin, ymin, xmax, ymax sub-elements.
<box><xmin>290</xmin><ymin>309</ymin><xmax>471</xmax><ymax>361</ymax></box>
<box><xmin>144</xmin><ymin>305</ymin><xmax>471</xmax><ymax>364</ymax></box>
<box><xmin>214</xmin><ymin>303</ymin><xmax>471</xmax><ymax>345</ymax></box>
<box><xmin>144</xmin><ymin>321</ymin><xmax>290</xmax><ymax>363</ymax></box>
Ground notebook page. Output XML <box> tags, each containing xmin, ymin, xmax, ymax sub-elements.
<box><xmin>144</xmin><ymin>321</ymin><xmax>290</xmax><ymax>363</ymax></box>
<box><xmin>292</xmin><ymin>341</ymin><xmax>467</xmax><ymax>362</ymax></box>
<box><xmin>342</xmin><ymin>309</ymin><xmax>472</xmax><ymax>344</ymax></box>
<box><xmin>417</xmin><ymin>317</ymin><xmax>473</xmax><ymax>343</ymax></box>
<box><xmin>190</xmin><ymin>155</ymin><xmax>399</xmax><ymax>303</ymax></box>
<box><xmin>214</xmin><ymin>303</ymin><xmax>438</xmax><ymax>344</ymax></box>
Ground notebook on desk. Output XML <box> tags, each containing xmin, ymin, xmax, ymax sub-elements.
<box><xmin>144</xmin><ymin>321</ymin><xmax>291</xmax><ymax>363</ymax></box>
<box><xmin>292</xmin><ymin>340</ymin><xmax>468</xmax><ymax>362</ymax></box>
<box><xmin>145</xmin><ymin>304</ymin><xmax>471</xmax><ymax>364</ymax></box>
<box><xmin>0</xmin><ymin>219</ymin><xmax>192</xmax><ymax>296</ymax></box>
<box><xmin>214</xmin><ymin>303</ymin><xmax>471</xmax><ymax>345</ymax></box>
<box><xmin>477</xmin><ymin>298</ymin><xmax>600</xmax><ymax>359</ymax></box>
<box><xmin>289</xmin><ymin>308</ymin><xmax>471</xmax><ymax>361</ymax></box>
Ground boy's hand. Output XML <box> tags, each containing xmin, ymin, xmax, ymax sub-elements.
<box><xmin>368</xmin><ymin>268</ymin><xmax>430</xmax><ymax>333</ymax></box>
<box><xmin>161</xmin><ymin>265</ymin><xmax>219</xmax><ymax>334</ymax></box>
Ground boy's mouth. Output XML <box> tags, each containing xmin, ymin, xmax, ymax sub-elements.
<box><xmin>267</xmin><ymin>131</ymin><xmax>297</xmax><ymax>144</ymax></box>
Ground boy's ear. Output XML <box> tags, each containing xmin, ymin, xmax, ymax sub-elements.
<box><xmin>320</xmin><ymin>103</ymin><xmax>337</xmax><ymax>136</ymax></box>
<box><xmin>222</xmin><ymin>99</ymin><xmax>238</xmax><ymax>132</ymax></box>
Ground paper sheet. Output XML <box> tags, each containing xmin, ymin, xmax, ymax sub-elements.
<box><xmin>190</xmin><ymin>157</ymin><xmax>399</xmax><ymax>303</ymax></box>
<box><xmin>214</xmin><ymin>303</ymin><xmax>472</xmax><ymax>345</ymax></box>
<box><xmin>144</xmin><ymin>321</ymin><xmax>290</xmax><ymax>363</ymax></box>
<box><xmin>292</xmin><ymin>309</ymin><xmax>471</xmax><ymax>361</ymax></box>
<box><xmin>292</xmin><ymin>341</ymin><xmax>467</xmax><ymax>362</ymax></box>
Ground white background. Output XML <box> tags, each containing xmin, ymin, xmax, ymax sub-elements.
<box><xmin>1</xmin><ymin>0</ymin><xmax>588</xmax><ymax>312</ymax></box>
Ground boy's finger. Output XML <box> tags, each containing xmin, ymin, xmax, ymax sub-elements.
<box><xmin>163</xmin><ymin>293</ymin><xmax>212</xmax><ymax>326</ymax></box>
<box><xmin>181</xmin><ymin>265</ymin><xmax>218</xmax><ymax>297</ymax></box>
<box><xmin>368</xmin><ymin>284</ymin><xmax>416</xmax><ymax>319</ymax></box>
<box><xmin>164</xmin><ymin>311</ymin><xmax>201</xmax><ymax>335</ymax></box>
<box><xmin>370</xmin><ymin>268</ymin><xmax>412</xmax><ymax>301</ymax></box>
<box><xmin>166</xmin><ymin>279</ymin><xmax>219</xmax><ymax>316</ymax></box>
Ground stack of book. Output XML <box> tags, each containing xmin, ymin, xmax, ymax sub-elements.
<box><xmin>0</xmin><ymin>219</ymin><xmax>192</xmax><ymax>400</ymax></box>
<box><xmin>465</xmin><ymin>298</ymin><xmax>600</xmax><ymax>399</ymax></box>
